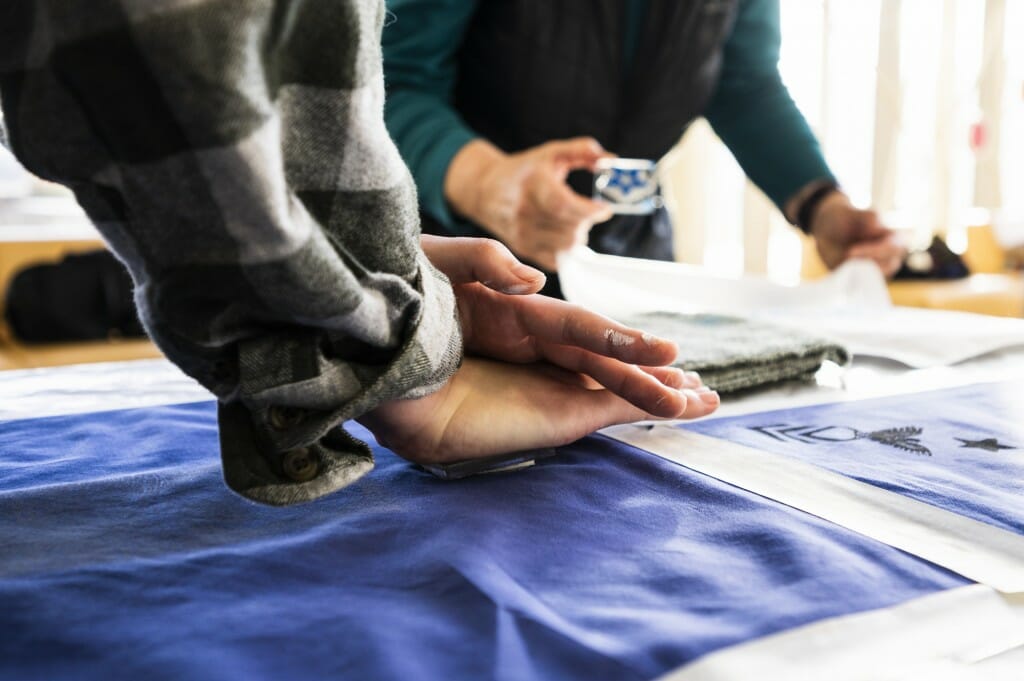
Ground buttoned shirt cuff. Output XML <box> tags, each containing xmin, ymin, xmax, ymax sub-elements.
<box><xmin>216</xmin><ymin>254</ymin><xmax>463</xmax><ymax>506</ymax></box>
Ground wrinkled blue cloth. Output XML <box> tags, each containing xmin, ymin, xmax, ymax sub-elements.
<box><xmin>0</xmin><ymin>402</ymin><xmax>967</xmax><ymax>680</ymax></box>
<box><xmin>687</xmin><ymin>382</ymin><xmax>1024</xmax><ymax>535</ymax></box>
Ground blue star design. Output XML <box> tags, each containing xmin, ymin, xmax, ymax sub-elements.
<box><xmin>955</xmin><ymin>437</ymin><xmax>1015</xmax><ymax>452</ymax></box>
<box><xmin>607</xmin><ymin>169</ymin><xmax>648</xmax><ymax>196</ymax></box>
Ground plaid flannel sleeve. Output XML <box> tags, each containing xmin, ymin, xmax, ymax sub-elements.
<box><xmin>0</xmin><ymin>0</ymin><xmax>463</xmax><ymax>505</ymax></box>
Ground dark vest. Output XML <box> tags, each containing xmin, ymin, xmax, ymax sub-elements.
<box><xmin>424</xmin><ymin>0</ymin><xmax>740</xmax><ymax>294</ymax></box>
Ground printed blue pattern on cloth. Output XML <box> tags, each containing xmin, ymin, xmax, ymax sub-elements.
<box><xmin>593</xmin><ymin>158</ymin><xmax>661</xmax><ymax>215</ymax></box>
<box><xmin>687</xmin><ymin>382</ymin><xmax>1024</xmax><ymax>534</ymax></box>
<box><xmin>0</xmin><ymin>402</ymin><xmax>968</xmax><ymax>680</ymax></box>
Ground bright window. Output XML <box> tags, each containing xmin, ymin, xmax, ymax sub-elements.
<box><xmin>665</xmin><ymin>0</ymin><xmax>1023</xmax><ymax>278</ymax></box>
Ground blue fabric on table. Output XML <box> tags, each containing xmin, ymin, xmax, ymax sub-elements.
<box><xmin>0</xmin><ymin>402</ymin><xmax>967</xmax><ymax>681</ymax></box>
<box><xmin>687</xmin><ymin>382</ymin><xmax>1024</xmax><ymax>534</ymax></box>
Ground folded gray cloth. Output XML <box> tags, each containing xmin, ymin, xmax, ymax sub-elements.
<box><xmin>621</xmin><ymin>312</ymin><xmax>850</xmax><ymax>393</ymax></box>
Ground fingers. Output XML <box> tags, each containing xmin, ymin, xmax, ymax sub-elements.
<box><xmin>507</xmin><ymin>183</ymin><xmax>598</xmax><ymax>270</ymax></box>
<box><xmin>536</xmin><ymin>181</ymin><xmax>614</xmax><ymax>226</ymax></box>
<box><xmin>421</xmin><ymin>235</ymin><xmax>546</xmax><ymax>294</ymax></box>
<box><xmin>534</xmin><ymin>137</ymin><xmax>614</xmax><ymax>228</ymax></box>
<box><xmin>577</xmin><ymin>385</ymin><xmax>716</xmax><ymax>432</ymax></box>
<box><xmin>816</xmin><ymin>203</ymin><xmax>905</xmax><ymax>277</ymax></box>
<box><xmin>508</xmin><ymin>294</ymin><xmax>680</xmax><ymax>366</ymax></box>
<box><xmin>498</xmin><ymin>137</ymin><xmax>616</xmax><ymax>269</ymax></box>
<box><xmin>360</xmin><ymin>357</ymin><xmax>719</xmax><ymax>466</ymax></box>
<box><xmin>458</xmin><ymin>284</ymin><xmax>677</xmax><ymax>364</ymax></box>
<box><xmin>543</xmin><ymin>136</ymin><xmax>609</xmax><ymax>171</ymax></box>
<box><xmin>847</xmin><ymin>234</ymin><xmax>906</xmax><ymax>278</ymax></box>
<box><xmin>543</xmin><ymin>364</ymin><xmax>718</xmax><ymax>439</ymax></box>
<box><xmin>852</xmin><ymin>209</ymin><xmax>890</xmax><ymax>239</ymax></box>
<box><xmin>539</xmin><ymin>344</ymin><xmax>719</xmax><ymax>419</ymax></box>
<box><xmin>532</xmin><ymin>358</ymin><xmax>701</xmax><ymax>393</ymax></box>
<box><xmin>527</xmin><ymin>173</ymin><xmax>610</xmax><ymax>263</ymax></box>
<box><xmin>640</xmin><ymin>366</ymin><xmax>704</xmax><ymax>391</ymax></box>
<box><xmin>529</xmin><ymin>378</ymin><xmax>693</xmax><ymax>438</ymax></box>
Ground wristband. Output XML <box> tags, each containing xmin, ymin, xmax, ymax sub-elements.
<box><xmin>796</xmin><ymin>182</ymin><xmax>840</xmax><ymax>234</ymax></box>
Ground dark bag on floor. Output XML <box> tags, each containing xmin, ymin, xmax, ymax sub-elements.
<box><xmin>4</xmin><ymin>249</ymin><xmax>145</xmax><ymax>343</ymax></box>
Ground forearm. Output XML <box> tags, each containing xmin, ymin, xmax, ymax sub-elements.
<box><xmin>384</xmin><ymin>91</ymin><xmax>479</xmax><ymax>232</ymax></box>
<box><xmin>443</xmin><ymin>138</ymin><xmax>505</xmax><ymax>229</ymax></box>
<box><xmin>705</xmin><ymin>0</ymin><xmax>835</xmax><ymax>213</ymax></box>
<box><xmin>0</xmin><ymin>0</ymin><xmax>463</xmax><ymax>505</ymax></box>
<box><xmin>707</xmin><ymin>78</ymin><xmax>835</xmax><ymax>212</ymax></box>
<box><xmin>382</xmin><ymin>0</ymin><xmax>483</xmax><ymax>232</ymax></box>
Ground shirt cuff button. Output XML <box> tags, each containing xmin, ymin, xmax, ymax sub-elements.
<box><xmin>282</xmin><ymin>447</ymin><xmax>319</xmax><ymax>482</ymax></box>
<box><xmin>268</xmin><ymin>405</ymin><xmax>306</xmax><ymax>430</ymax></box>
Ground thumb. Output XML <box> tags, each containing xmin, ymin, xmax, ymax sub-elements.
<box><xmin>421</xmin><ymin>235</ymin><xmax>546</xmax><ymax>295</ymax></box>
<box><xmin>853</xmin><ymin>209</ymin><xmax>891</xmax><ymax>240</ymax></box>
<box><xmin>544</xmin><ymin>136</ymin><xmax>610</xmax><ymax>172</ymax></box>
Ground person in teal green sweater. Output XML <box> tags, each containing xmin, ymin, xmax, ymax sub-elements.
<box><xmin>383</xmin><ymin>0</ymin><xmax>904</xmax><ymax>291</ymax></box>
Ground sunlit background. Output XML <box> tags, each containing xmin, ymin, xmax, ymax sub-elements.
<box><xmin>1</xmin><ymin>1</ymin><xmax>1022</xmax><ymax>286</ymax></box>
<box><xmin>664</xmin><ymin>0</ymin><xmax>1023</xmax><ymax>283</ymax></box>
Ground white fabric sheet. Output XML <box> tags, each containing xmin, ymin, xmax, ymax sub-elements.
<box><xmin>663</xmin><ymin>584</ymin><xmax>1024</xmax><ymax>681</ymax></box>
<box><xmin>605</xmin><ymin>424</ymin><xmax>1024</xmax><ymax>594</ymax></box>
<box><xmin>559</xmin><ymin>247</ymin><xmax>1024</xmax><ymax>368</ymax></box>
<box><xmin>0</xmin><ymin>359</ymin><xmax>210</xmax><ymax>422</ymax></box>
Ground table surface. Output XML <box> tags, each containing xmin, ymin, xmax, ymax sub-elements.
<box><xmin>1</xmin><ymin>354</ymin><xmax>1022</xmax><ymax>680</ymax></box>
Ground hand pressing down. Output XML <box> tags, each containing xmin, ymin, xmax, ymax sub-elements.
<box><xmin>357</xmin><ymin>236</ymin><xmax>719</xmax><ymax>465</ymax></box>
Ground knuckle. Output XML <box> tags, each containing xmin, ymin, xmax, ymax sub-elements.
<box><xmin>477</xmin><ymin>237</ymin><xmax>507</xmax><ymax>260</ymax></box>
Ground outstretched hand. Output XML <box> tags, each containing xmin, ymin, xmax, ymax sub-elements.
<box><xmin>358</xmin><ymin>356</ymin><xmax>717</xmax><ymax>465</ymax></box>
<box><xmin>357</xmin><ymin>236</ymin><xmax>719</xmax><ymax>466</ymax></box>
<box><xmin>421</xmin><ymin>235</ymin><xmax>714</xmax><ymax>417</ymax></box>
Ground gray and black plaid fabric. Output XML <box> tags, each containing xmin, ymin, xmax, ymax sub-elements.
<box><xmin>0</xmin><ymin>0</ymin><xmax>463</xmax><ymax>505</ymax></box>
<box><xmin>620</xmin><ymin>313</ymin><xmax>850</xmax><ymax>394</ymax></box>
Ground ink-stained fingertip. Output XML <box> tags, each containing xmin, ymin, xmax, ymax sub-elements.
<box><xmin>635</xmin><ymin>332</ymin><xmax>679</xmax><ymax>364</ymax></box>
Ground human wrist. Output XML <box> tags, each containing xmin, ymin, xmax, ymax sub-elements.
<box><xmin>785</xmin><ymin>180</ymin><xmax>841</xmax><ymax>234</ymax></box>
<box><xmin>444</xmin><ymin>138</ymin><xmax>505</xmax><ymax>226</ymax></box>
<box><xmin>808</xmin><ymin>191</ymin><xmax>854</xmax><ymax>240</ymax></box>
